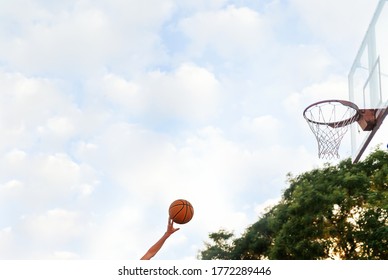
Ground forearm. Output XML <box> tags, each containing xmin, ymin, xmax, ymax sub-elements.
<box><xmin>141</xmin><ymin>232</ymin><xmax>171</xmax><ymax>260</ymax></box>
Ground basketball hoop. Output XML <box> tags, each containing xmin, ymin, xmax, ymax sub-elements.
<box><xmin>303</xmin><ymin>100</ymin><xmax>360</xmax><ymax>160</ymax></box>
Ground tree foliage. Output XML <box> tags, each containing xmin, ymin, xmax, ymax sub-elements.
<box><xmin>199</xmin><ymin>149</ymin><xmax>388</xmax><ymax>259</ymax></box>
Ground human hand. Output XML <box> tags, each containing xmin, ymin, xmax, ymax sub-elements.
<box><xmin>166</xmin><ymin>217</ymin><xmax>180</xmax><ymax>236</ymax></box>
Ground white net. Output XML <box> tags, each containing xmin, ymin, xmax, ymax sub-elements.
<box><xmin>303</xmin><ymin>100</ymin><xmax>359</xmax><ymax>160</ymax></box>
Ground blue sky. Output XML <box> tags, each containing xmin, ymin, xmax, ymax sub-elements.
<box><xmin>0</xmin><ymin>0</ymin><xmax>386</xmax><ymax>260</ymax></box>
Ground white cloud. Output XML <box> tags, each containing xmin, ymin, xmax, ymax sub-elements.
<box><xmin>142</xmin><ymin>64</ymin><xmax>221</xmax><ymax>121</ymax></box>
<box><xmin>1</xmin><ymin>150</ymin><xmax>28</xmax><ymax>179</ymax></box>
<box><xmin>176</xmin><ymin>0</ymin><xmax>227</xmax><ymax>13</ymax></box>
<box><xmin>179</xmin><ymin>5</ymin><xmax>270</xmax><ymax>58</ymax></box>
<box><xmin>0</xmin><ymin>72</ymin><xmax>62</xmax><ymax>125</ymax></box>
<box><xmin>0</xmin><ymin>71</ymin><xmax>79</xmax><ymax>153</ymax></box>
<box><xmin>238</xmin><ymin>115</ymin><xmax>282</xmax><ymax>147</ymax></box>
<box><xmin>45</xmin><ymin>116</ymin><xmax>76</xmax><ymax>137</ymax></box>
<box><xmin>84</xmin><ymin>205</ymin><xmax>143</xmax><ymax>259</ymax></box>
<box><xmin>97</xmin><ymin>63</ymin><xmax>221</xmax><ymax>122</ymax></box>
<box><xmin>0</xmin><ymin>181</ymin><xmax>24</xmax><ymax>208</ymax></box>
<box><xmin>278</xmin><ymin>44</ymin><xmax>334</xmax><ymax>83</ymax></box>
<box><xmin>254</xmin><ymin>197</ymin><xmax>282</xmax><ymax>217</ymax></box>
<box><xmin>23</xmin><ymin>209</ymin><xmax>82</xmax><ymax>242</ymax></box>
<box><xmin>35</xmin><ymin>154</ymin><xmax>80</xmax><ymax>188</ymax></box>
<box><xmin>0</xmin><ymin>152</ymin><xmax>98</xmax><ymax>221</ymax></box>
<box><xmin>291</xmin><ymin>0</ymin><xmax>379</xmax><ymax>52</ymax></box>
<box><xmin>6</xmin><ymin>208</ymin><xmax>89</xmax><ymax>258</ymax></box>
<box><xmin>100</xmin><ymin>74</ymin><xmax>144</xmax><ymax>114</ymax></box>
<box><xmin>284</xmin><ymin>75</ymin><xmax>349</xmax><ymax>111</ymax></box>
<box><xmin>1</xmin><ymin>6</ymin><xmax>111</xmax><ymax>75</ymax></box>
<box><xmin>0</xmin><ymin>180</ymin><xmax>24</xmax><ymax>192</ymax></box>
<box><xmin>0</xmin><ymin>0</ymin><xmax>174</xmax><ymax>76</ymax></box>
<box><xmin>0</xmin><ymin>227</ymin><xmax>13</xmax><ymax>258</ymax></box>
<box><xmin>4</xmin><ymin>149</ymin><xmax>27</xmax><ymax>164</ymax></box>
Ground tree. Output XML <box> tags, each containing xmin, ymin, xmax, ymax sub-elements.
<box><xmin>199</xmin><ymin>149</ymin><xmax>388</xmax><ymax>259</ymax></box>
<box><xmin>199</xmin><ymin>230</ymin><xmax>234</xmax><ymax>260</ymax></box>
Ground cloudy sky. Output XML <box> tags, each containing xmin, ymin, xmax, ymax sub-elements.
<box><xmin>0</xmin><ymin>0</ymin><xmax>386</xmax><ymax>260</ymax></box>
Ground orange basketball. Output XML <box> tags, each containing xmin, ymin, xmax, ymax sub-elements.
<box><xmin>169</xmin><ymin>199</ymin><xmax>194</xmax><ymax>224</ymax></box>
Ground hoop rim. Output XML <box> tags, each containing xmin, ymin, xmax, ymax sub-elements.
<box><xmin>303</xmin><ymin>99</ymin><xmax>360</xmax><ymax>127</ymax></box>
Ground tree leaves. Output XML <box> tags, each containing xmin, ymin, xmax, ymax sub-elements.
<box><xmin>199</xmin><ymin>149</ymin><xmax>388</xmax><ymax>259</ymax></box>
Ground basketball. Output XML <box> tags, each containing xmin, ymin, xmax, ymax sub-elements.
<box><xmin>169</xmin><ymin>199</ymin><xmax>194</xmax><ymax>224</ymax></box>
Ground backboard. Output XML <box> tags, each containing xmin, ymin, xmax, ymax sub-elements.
<box><xmin>349</xmin><ymin>0</ymin><xmax>388</xmax><ymax>163</ymax></box>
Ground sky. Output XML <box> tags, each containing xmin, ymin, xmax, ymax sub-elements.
<box><xmin>0</xmin><ymin>0</ymin><xmax>386</xmax><ymax>260</ymax></box>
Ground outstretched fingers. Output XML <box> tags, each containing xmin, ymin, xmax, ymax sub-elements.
<box><xmin>167</xmin><ymin>217</ymin><xmax>180</xmax><ymax>235</ymax></box>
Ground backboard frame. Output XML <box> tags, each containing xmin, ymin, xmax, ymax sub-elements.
<box><xmin>348</xmin><ymin>0</ymin><xmax>388</xmax><ymax>163</ymax></box>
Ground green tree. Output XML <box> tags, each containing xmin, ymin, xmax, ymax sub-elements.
<box><xmin>199</xmin><ymin>230</ymin><xmax>234</xmax><ymax>260</ymax></box>
<box><xmin>199</xmin><ymin>149</ymin><xmax>388</xmax><ymax>259</ymax></box>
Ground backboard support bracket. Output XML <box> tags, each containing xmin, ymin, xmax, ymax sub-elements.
<box><xmin>352</xmin><ymin>107</ymin><xmax>388</xmax><ymax>163</ymax></box>
<box><xmin>357</xmin><ymin>109</ymin><xmax>377</xmax><ymax>131</ymax></box>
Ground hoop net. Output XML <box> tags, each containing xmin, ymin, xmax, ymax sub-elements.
<box><xmin>303</xmin><ymin>100</ymin><xmax>360</xmax><ymax>160</ymax></box>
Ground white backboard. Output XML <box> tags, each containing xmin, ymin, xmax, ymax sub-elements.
<box><xmin>349</xmin><ymin>0</ymin><xmax>388</xmax><ymax>163</ymax></box>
